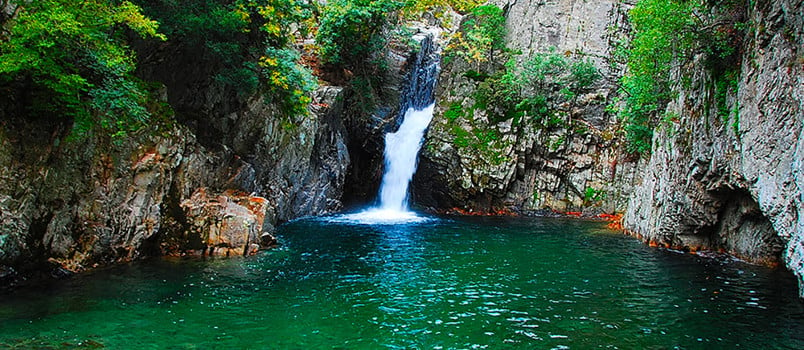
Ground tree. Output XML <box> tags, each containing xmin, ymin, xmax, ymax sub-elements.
<box><xmin>134</xmin><ymin>0</ymin><xmax>317</xmax><ymax>118</ymax></box>
<box><xmin>445</xmin><ymin>4</ymin><xmax>507</xmax><ymax>67</ymax></box>
<box><xmin>0</xmin><ymin>0</ymin><xmax>164</xmax><ymax>137</ymax></box>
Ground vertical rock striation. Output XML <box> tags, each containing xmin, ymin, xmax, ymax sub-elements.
<box><xmin>0</xmin><ymin>79</ymin><xmax>349</xmax><ymax>283</ymax></box>
<box><xmin>341</xmin><ymin>28</ymin><xmax>444</xmax><ymax>206</ymax></box>
<box><xmin>624</xmin><ymin>0</ymin><xmax>804</xmax><ymax>296</ymax></box>
<box><xmin>0</xmin><ymin>18</ymin><xmax>437</xmax><ymax>283</ymax></box>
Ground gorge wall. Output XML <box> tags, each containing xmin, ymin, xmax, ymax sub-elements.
<box><xmin>2</xmin><ymin>0</ymin><xmax>803</xmax><ymax>299</ymax></box>
<box><xmin>0</xmin><ymin>83</ymin><xmax>348</xmax><ymax>282</ymax></box>
<box><xmin>0</xmin><ymin>7</ymin><xmax>435</xmax><ymax>285</ymax></box>
<box><xmin>623</xmin><ymin>0</ymin><xmax>804</xmax><ymax>296</ymax></box>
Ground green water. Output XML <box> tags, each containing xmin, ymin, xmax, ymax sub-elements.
<box><xmin>1</xmin><ymin>215</ymin><xmax>803</xmax><ymax>349</ymax></box>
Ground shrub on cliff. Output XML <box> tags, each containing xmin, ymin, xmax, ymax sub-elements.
<box><xmin>317</xmin><ymin>0</ymin><xmax>404</xmax><ymax>72</ymax></box>
<box><xmin>135</xmin><ymin>0</ymin><xmax>317</xmax><ymax>119</ymax></box>
<box><xmin>0</xmin><ymin>0</ymin><xmax>164</xmax><ymax>137</ymax></box>
<box><xmin>620</xmin><ymin>0</ymin><xmax>746</xmax><ymax>155</ymax></box>
<box><xmin>444</xmin><ymin>4</ymin><xmax>507</xmax><ymax>67</ymax></box>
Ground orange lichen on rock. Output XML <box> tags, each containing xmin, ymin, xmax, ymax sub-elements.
<box><xmin>601</xmin><ymin>213</ymin><xmax>623</xmax><ymax>230</ymax></box>
<box><xmin>180</xmin><ymin>188</ymin><xmax>269</xmax><ymax>257</ymax></box>
<box><xmin>132</xmin><ymin>148</ymin><xmax>161</xmax><ymax>170</ymax></box>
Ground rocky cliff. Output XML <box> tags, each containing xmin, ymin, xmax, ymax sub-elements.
<box><xmin>415</xmin><ymin>0</ymin><xmax>642</xmax><ymax>214</ymax></box>
<box><xmin>0</xmin><ymin>82</ymin><xmax>348</xmax><ymax>284</ymax></box>
<box><xmin>414</xmin><ymin>0</ymin><xmax>804</xmax><ymax>298</ymax></box>
<box><xmin>623</xmin><ymin>0</ymin><xmax>804</xmax><ymax>296</ymax></box>
<box><xmin>341</xmin><ymin>28</ymin><xmax>444</xmax><ymax>206</ymax></box>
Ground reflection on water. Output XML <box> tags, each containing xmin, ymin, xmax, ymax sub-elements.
<box><xmin>0</xmin><ymin>216</ymin><xmax>802</xmax><ymax>349</ymax></box>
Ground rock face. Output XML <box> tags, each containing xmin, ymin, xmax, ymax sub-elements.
<box><xmin>178</xmin><ymin>188</ymin><xmax>270</xmax><ymax>257</ymax></box>
<box><xmin>134</xmin><ymin>37</ymin><xmax>351</xmax><ymax>224</ymax></box>
<box><xmin>0</xmin><ymin>81</ymin><xmax>348</xmax><ymax>282</ymax></box>
<box><xmin>624</xmin><ymin>0</ymin><xmax>804</xmax><ymax>296</ymax></box>
<box><xmin>415</xmin><ymin>0</ymin><xmax>641</xmax><ymax>213</ymax></box>
<box><xmin>0</xmin><ymin>14</ymin><xmax>436</xmax><ymax>283</ymax></box>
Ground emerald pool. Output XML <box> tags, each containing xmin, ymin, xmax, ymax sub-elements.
<box><xmin>1</xmin><ymin>215</ymin><xmax>803</xmax><ymax>349</ymax></box>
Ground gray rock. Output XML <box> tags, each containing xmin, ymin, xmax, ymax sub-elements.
<box><xmin>415</xmin><ymin>0</ymin><xmax>640</xmax><ymax>213</ymax></box>
<box><xmin>624</xmin><ymin>0</ymin><xmax>804</xmax><ymax>296</ymax></box>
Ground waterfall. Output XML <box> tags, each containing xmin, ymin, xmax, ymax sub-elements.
<box><xmin>376</xmin><ymin>31</ymin><xmax>439</xmax><ymax>214</ymax></box>
<box><xmin>335</xmin><ymin>31</ymin><xmax>439</xmax><ymax>224</ymax></box>
<box><xmin>378</xmin><ymin>104</ymin><xmax>435</xmax><ymax>212</ymax></box>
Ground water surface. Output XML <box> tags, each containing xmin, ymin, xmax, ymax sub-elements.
<box><xmin>1</xmin><ymin>216</ymin><xmax>802</xmax><ymax>349</ymax></box>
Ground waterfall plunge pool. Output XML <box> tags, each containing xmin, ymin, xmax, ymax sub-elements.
<box><xmin>1</xmin><ymin>215</ymin><xmax>802</xmax><ymax>349</ymax></box>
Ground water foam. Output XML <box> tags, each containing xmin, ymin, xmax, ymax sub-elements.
<box><xmin>326</xmin><ymin>209</ymin><xmax>431</xmax><ymax>225</ymax></box>
<box><xmin>342</xmin><ymin>104</ymin><xmax>435</xmax><ymax>225</ymax></box>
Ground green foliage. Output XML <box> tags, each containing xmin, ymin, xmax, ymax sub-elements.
<box><xmin>350</xmin><ymin>75</ymin><xmax>380</xmax><ymax>113</ymax></box>
<box><xmin>315</xmin><ymin>0</ymin><xmax>487</xmax><ymax>113</ymax></box>
<box><xmin>548</xmin><ymin>134</ymin><xmax>566</xmax><ymax>151</ymax></box>
<box><xmin>137</xmin><ymin>0</ymin><xmax>316</xmax><ymax>117</ymax></box>
<box><xmin>140</xmin><ymin>1</ymin><xmax>249</xmax><ymax>95</ymax></box>
<box><xmin>0</xmin><ymin>0</ymin><xmax>164</xmax><ymax>136</ymax></box>
<box><xmin>260</xmin><ymin>47</ymin><xmax>317</xmax><ymax>116</ymax></box>
<box><xmin>446</xmin><ymin>46</ymin><xmax>600</xmax><ymax>163</ymax></box>
<box><xmin>569</xmin><ymin>59</ymin><xmax>601</xmax><ymax>93</ymax></box>
<box><xmin>583</xmin><ymin>187</ymin><xmax>606</xmax><ymax>205</ymax></box>
<box><xmin>620</xmin><ymin>0</ymin><xmax>747</xmax><ymax>155</ymax></box>
<box><xmin>316</xmin><ymin>0</ymin><xmax>404</xmax><ymax>69</ymax></box>
<box><xmin>444</xmin><ymin>102</ymin><xmax>464</xmax><ymax>121</ymax></box>
<box><xmin>715</xmin><ymin>69</ymin><xmax>739</xmax><ymax>121</ymax></box>
<box><xmin>445</xmin><ymin>101</ymin><xmax>509</xmax><ymax>165</ymax></box>
<box><xmin>403</xmin><ymin>0</ymin><xmax>484</xmax><ymax>15</ymax></box>
<box><xmin>619</xmin><ymin>0</ymin><xmax>696</xmax><ymax>155</ymax></box>
<box><xmin>445</xmin><ymin>4</ymin><xmax>507</xmax><ymax>65</ymax></box>
<box><xmin>477</xmin><ymin>52</ymin><xmax>600</xmax><ymax>125</ymax></box>
<box><xmin>451</xmin><ymin>124</ymin><xmax>472</xmax><ymax>148</ymax></box>
<box><xmin>463</xmin><ymin>69</ymin><xmax>489</xmax><ymax>82</ymax></box>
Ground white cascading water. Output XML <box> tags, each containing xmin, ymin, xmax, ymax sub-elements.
<box><xmin>329</xmin><ymin>31</ymin><xmax>439</xmax><ymax>224</ymax></box>
<box><xmin>335</xmin><ymin>104</ymin><xmax>434</xmax><ymax>224</ymax></box>
<box><xmin>378</xmin><ymin>103</ymin><xmax>435</xmax><ymax>212</ymax></box>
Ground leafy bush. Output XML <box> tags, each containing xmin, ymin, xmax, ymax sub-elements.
<box><xmin>620</xmin><ymin>0</ymin><xmax>746</xmax><ymax>155</ymax></box>
<box><xmin>316</xmin><ymin>0</ymin><xmax>404</xmax><ymax>69</ymax></box>
<box><xmin>260</xmin><ymin>47</ymin><xmax>317</xmax><ymax>117</ymax></box>
<box><xmin>477</xmin><ymin>52</ymin><xmax>600</xmax><ymax>125</ymax></box>
<box><xmin>0</xmin><ymin>0</ymin><xmax>164</xmax><ymax>136</ymax></box>
<box><xmin>136</xmin><ymin>0</ymin><xmax>316</xmax><ymax>118</ymax></box>
<box><xmin>583</xmin><ymin>187</ymin><xmax>606</xmax><ymax>205</ymax></box>
<box><xmin>403</xmin><ymin>0</ymin><xmax>484</xmax><ymax>15</ymax></box>
<box><xmin>445</xmin><ymin>4</ymin><xmax>507</xmax><ymax>65</ymax></box>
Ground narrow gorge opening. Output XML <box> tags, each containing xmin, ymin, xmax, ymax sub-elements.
<box><xmin>376</xmin><ymin>34</ymin><xmax>440</xmax><ymax>213</ymax></box>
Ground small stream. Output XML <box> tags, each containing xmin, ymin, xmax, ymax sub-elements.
<box><xmin>1</xmin><ymin>215</ymin><xmax>802</xmax><ymax>348</ymax></box>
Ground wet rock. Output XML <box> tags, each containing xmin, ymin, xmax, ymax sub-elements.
<box><xmin>0</xmin><ymin>81</ymin><xmax>351</xmax><ymax>283</ymax></box>
<box><xmin>336</xmin><ymin>26</ymin><xmax>445</xmax><ymax>207</ymax></box>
